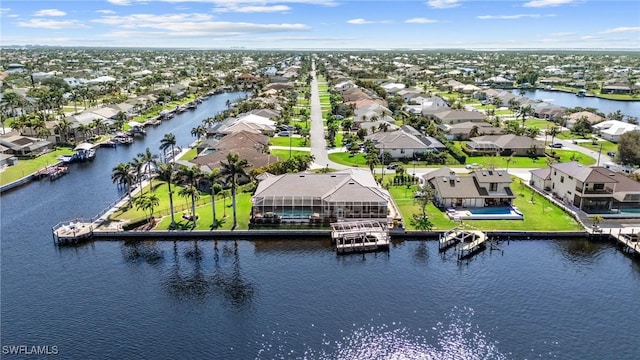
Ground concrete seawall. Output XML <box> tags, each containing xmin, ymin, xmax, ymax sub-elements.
<box><xmin>90</xmin><ymin>229</ymin><xmax>589</xmax><ymax>241</ymax></box>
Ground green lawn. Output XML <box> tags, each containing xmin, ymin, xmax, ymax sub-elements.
<box><xmin>328</xmin><ymin>152</ymin><xmax>368</xmax><ymax>166</ymax></box>
<box><xmin>269</xmin><ymin>136</ymin><xmax>307</xmax><ymax>147</ymax></box>
<box><xmin>390</xmin><ymin>182</ymin><xmax>583</xmax><ymax>231</ymax></box>
<box><xmin>179</xmin><ymin>147</ymin><xmax>198</xmax><ymax>161</ymax></box>
<box><xmin>108</xmin><ymin>182</ymin><xmax>253</xmax><ymax>230</ymax></box>
<box><xmin>0</xmin><ymin>147</ymin><xmax>75</xmax><ymax>186</ymax></box>
<box><xmin>578</xmin><ymin>140</ymin><xmax>618</xmax><ymax>155</ymax></box>
<box><xmin>524</xmin><ymin>118</ymin><xmax>555</xmax><ymax>129</ymax></box>
<box><xmin>270</xmin><ymin>149</ymin><xmax>310</xmax><ymax>159</ymax></box>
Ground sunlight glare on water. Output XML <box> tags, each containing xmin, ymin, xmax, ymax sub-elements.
<box><xmin>257</xmin><ymin>307</ymin><xmax>508</xmax><ymax>360</ymax></box>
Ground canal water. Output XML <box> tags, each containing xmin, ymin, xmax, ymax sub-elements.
<box><xmin>2</xmin><ymin>92</ymin><xmax>639</xmax><ymax>359</ymax></box>
<box><xmin>511</xmin><ymin>89</ymin><xmax>640</xmax><ymax>119</ymax></box>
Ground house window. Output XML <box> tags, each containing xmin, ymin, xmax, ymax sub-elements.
<box><xmin>594</xmin><ymin>183</ymin><xmax>604</xmax><ymax>190</ymax></box>
<box><xmin>560</xmin><ymin>176</ymin><xmax>564</xmax><ymax>183</ymax></box>
<box><xmin>568</xmin><ymin>176</ymin><xmax>573</xmax><ymax>180</ymax></box>
<box><xmin>490</xmin><ymin>183</ymin><xmax>498</xmax><ymax>191</ymax></box>
<box><xmin>400</xmin><ymin>149</ymin><xmax>405</xmax><ymax>154</ymax></box>
<box><xmin>554</xmin><ymin>170</ymin><xmax>557</xmax><ymax>176</ymax></box>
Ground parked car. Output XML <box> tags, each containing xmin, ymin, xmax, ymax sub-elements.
<box><xmin>607</xmin><ymin>151</ymin><xmax>616</xmax><ymax>157</ymax></box>
<box><xmin>386</xmin><ymin>163</ymin><xmax>399</xmax><ymax>170</ymax></box>
<box><xmin>550</xmin><ymin>143</ymin><xmax>563</xmax><ymax>148</ymax></box>
<box><xmin>465</xmin><ymin>163</ymin><xmax>482</xmax><ymax>169</ymax></box>
<box><xmin>278</xmin><ymin>131</ymin><xmax>290</xmax><ymax>137</ymax></box>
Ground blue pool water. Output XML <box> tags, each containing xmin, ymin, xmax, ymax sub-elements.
<box><xmin>469</xmin><ymin>207</ymin><xmax>512</xmax><ymax>215</ymax></box>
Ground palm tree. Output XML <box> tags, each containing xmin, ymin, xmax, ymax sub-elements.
<box><xmin>1</xmin><ymin>92</ymin><xmax>23</xmax><ymax>118</ymax></box>
<box><xmin>191</xmin><ymin>125</ymin><xmax>207</xmax><ymax>139</ymax></box>
<box><xmin>220</xmin><ymin>152</ymin><xmax>249</xmax><ymax>230</ymax></box>
<box><xmin>548</xmin><ymin>126</ymin><xmax>560</xmax><ymax>145</ymax></box>
<box><xmin>177</xmin><ymin>165</ymin><xmax>203</xmax><ymax>227</ymax></box>
<box><xmin>111</xmin><ymin>162</ymin><xmax>135</xmax><ymax>204</ymax></box>
<box><xmin>519</xmin><ymin>104</ymin><xmax>532</xmax><ymax>126</ymax></box>
<box><xmin>204</xmin><ymin>169</ymin><xmax>221</xmax><ymax>229</ymax></box>
<box><xmin>129</xmin><ymin>157</ymin><xmax>145</xmax><ymax>192</ymax></box>
<box><xmin>137</xmin><ymin>147</ymin><xmax>159</xmax><ymax>193</ymax></box>
<box><xmin>54</xmin><ymin>118</ymin><xmax>73</xmax><ymax>144</ymax></box>
<box><xmin>526</xmin><ymin>127</ymin><xmax>540</xmax><ymax>139</ymax></box>
<box><xmin>134</xmin><ymin>193</ymin><xmax>160</xmax><ymax>223</ymax></box>
<box><xmin>469</xmin><ymin>125</ymin><xmax>481</xmax><ymax>138</ymax></box>
<box><xmin>156</xmin><ymin>163</ymin><xmax>176</xmax><ymax>228</ymax></box>
<box><xmin>365</xmin><ymin>151</ymin><xmax>379</xmax><ymax>173</ymax></box>
<box><xmin>159</xmin><ymin>132</ymin><xmax>177</xmax><ymax>163</ymax></box>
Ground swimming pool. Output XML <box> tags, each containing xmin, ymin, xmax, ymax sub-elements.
<box><xmin>469</xmin><ymin>207</ymin><xmax>513</xmax><ymax>215</ymax></box>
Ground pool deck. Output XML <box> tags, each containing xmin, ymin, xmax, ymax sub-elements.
<box><xmin>446</xmin><ymin>207</ymin><xmax>524</xmax><ymax>221</ymax></box>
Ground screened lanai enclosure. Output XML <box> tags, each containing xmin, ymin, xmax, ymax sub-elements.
<box><xmin>464</xmin><ymin>141</ymin><xmax>501</xmax><ymax>156</ymax></box>
<box><xmin>250</xmin><ymin>195</ymin><xmax>389</xmax><ymax>225</ymax></box>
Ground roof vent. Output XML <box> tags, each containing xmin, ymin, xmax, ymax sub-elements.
<box><xmin>331</xmin><ymin>175</ymin><xmax>337</xmax><ymax>177</ymax></box>
<box><xmin>609</xmin><ymin>173</ymin><xmax>615</xmax><ymax>177</ymax></box>
<box><xmin>299</xmin><ymin>175</ymin><xmax>305</xmax><ymax>177</ymax></box>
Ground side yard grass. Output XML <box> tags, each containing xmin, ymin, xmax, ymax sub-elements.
<box><xmin>390</xmin><ymin>182</ymin><xmax>583</xmax><ymax>231</ymax></box>
<box><xmin>0</xmin><ymin>147</ymin><xmax>75</xmax><ymax>186</ymax></box>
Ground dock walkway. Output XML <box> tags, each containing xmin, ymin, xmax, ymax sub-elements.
<box><xmin>331</xmin><ymin>220</ymin><xmax>390</xmax><ymax>254</ymax></box>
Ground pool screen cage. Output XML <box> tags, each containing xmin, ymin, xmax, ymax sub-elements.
<box><xmin>251</xmin><ymin>195</ymin><xmax>388</xmax><ymax>220</ymax></box>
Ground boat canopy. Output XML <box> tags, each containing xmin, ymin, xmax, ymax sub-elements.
<box><xmin>74</xmin><ymin>143</ymin><xmax>94</xmax><ymax>151</ymax></box>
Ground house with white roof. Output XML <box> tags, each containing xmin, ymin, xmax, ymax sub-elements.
<box><xmin>592</xmin><ymin>120</ymin><xmax>640</xmax><ymax>143</ymax></box>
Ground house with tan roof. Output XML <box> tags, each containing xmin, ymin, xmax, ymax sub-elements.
<box><xmin>423</xmin><ymin>167</ymin><xmax>515</xmax><ymax>209</ymax></box>
<box><xmin>564</xmin><ymin>111</ymin><xmax>604</xmax><ymax>129</ymax></box>
<box><xmin>465</xmin><ymin>134</ymin><xmax>544</xmax><ymax>157</ymax></box>
<box><xmin>431</xmin><ymin>110</ymin><xmax>486</xmax><ymax>125</ymax></box>
<box><xmin>529</xmin><ymin>161</ymin><xmax>640</xmax><ymax>215</ymax></box>
<box><xmin>251</xmin><ymin>168</ymin><xmax>391</xmax><ymax>225</ymax></box>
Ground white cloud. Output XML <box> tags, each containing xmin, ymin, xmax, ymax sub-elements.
<box><xmin>523</xmin><ymin>0</ymin><xmax>574</xmax><ymax>8</ymax></box>
<box><xmin>34</xmin><ymin>9</ymin><xmax>66</xmax><ymax>17</ymax></box>
<box><xmin>213</xmin><ymin>5</ymin><xmax>291</xmax><ymax>13</ymax></box>
<box><xmin>107</xmin><ymin>0</ymin><xmax>132</xmax><ymax>5</ymax></box>
<box><xmin>405</xmin><ymin>18</ymin><xmax>438</xmax><ymax>24</ymax></box>
<box><xmin>347</xmin><ymin>18</ymin><xmax>372</xmax><ymax>25</ymax></box>
<box><xmin>426</xmin><ymin>0</ymin><xmax>460</xmax><ymax>9</ymax></box>
<box><xmin>346</xmin><ymin>18</ymin><xmax>390</xmax><ymax>25</ymax></box>
<box><xmin>477</xmin><ymin>14</ymin><xmax>555</xmax><ymax>20</ymax></box>
<box><xmin>580</xmin><ymin>35</ymin><xmax>600</xmax><ymax>40</ymax></box>
<box><xmin>160</xmin><ymin>0</ymin><xmax>337</xmax><ymax>5</ymax></box>
<box><xmin>0</xmin><ymin>7</ymin><xmax>11</xmax><ymax>15</ymax></box>
<box><xmin>92</xmin><ymin>12</ymin><xmax>308</xmax><ymax>37</ymax></box>
<box><xmin>551</xmin><ymin>31</ymin><xmax>574</xmax><ymax>36</ymax></box>
<box><xmin>97</xmin><ymin>10</ymin><xmax>117</xmax><ymax>15</ymax></box>
<box><xmin>18</xmin><ymin>19</ymin><xmax>89</xmax><ymax>30</ymax></box>
<box><xmin>600</xmin><ymin>27</ymin><xmax>640</xmax><ymax>34</ymax></box>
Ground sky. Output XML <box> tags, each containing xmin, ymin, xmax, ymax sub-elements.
<box><xmin>1</xmin><ymin>0</ymin><xmax>639</xmax><ymax>50</ymax></box>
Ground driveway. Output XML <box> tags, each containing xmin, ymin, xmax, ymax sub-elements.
<box><xmin>538</xmin><ymin>133</ymin><xmax>613</xmax><ymax>165</ymax></box>
<box><xmin>308</xmin><ymin>61</ymin><xmax>348</xmax><ymax>170</ymax></box>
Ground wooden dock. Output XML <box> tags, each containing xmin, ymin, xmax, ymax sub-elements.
<box><xmin>52</xmin><ymin>219</ymin><xmax>95</xmax><ymax>246</ymax></box>
<box><xmin>439</xmin><ymin>227</ymin><xmax>488</xmax><ymax>259</ymax></box>
<box><xmin>611</xmin><ymin>228</ymin><xmax>640</xmax><ymax>256</ymax></box>
<box><xmin>331</xmin><ymin>220</ymin><xmax>390</xmax><ymax>254</ymax></box>
<box><xmin>458</xmin><ymin>230</ymin><xmax>487</xmax><ymax>260</ymax></box>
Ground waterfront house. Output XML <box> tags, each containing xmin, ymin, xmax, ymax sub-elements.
<box><xmin>0</xmin><ymin>134</ymin><xmax>53</xmax><ymax>158</ymax></box>
<box><xmin>464</xmin><ymin>134</ymin><xmax>544</xmax><ymax>157</ymax></box>
<box><xmin>251</xmin><ymin>168</ymin><xmax>391</xmax><ymax>224</ymax></box>
<box><xmin>529</xmin><ymin>161</ymin><xmax>640</xmax><ymax>214</ymax></box>
<box><xmin>423</xmin><ymin>167</ymin><xmax>515</xmax><ymax>208</ymax></box>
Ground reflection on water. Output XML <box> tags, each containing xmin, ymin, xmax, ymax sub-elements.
<box><xmin>553</xmin><ymin>238</ymin><xmax>610</xmax><ymax>265</ymax></box>
<box><xmin>257</xmin><ymin>307</ymin><xmax>509</xmax><ymax>360</ymax></box>
<box><xmin>159</xmin><ymin>240</ymin><xmax>255</xmax><ymax>306</ymax></box>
